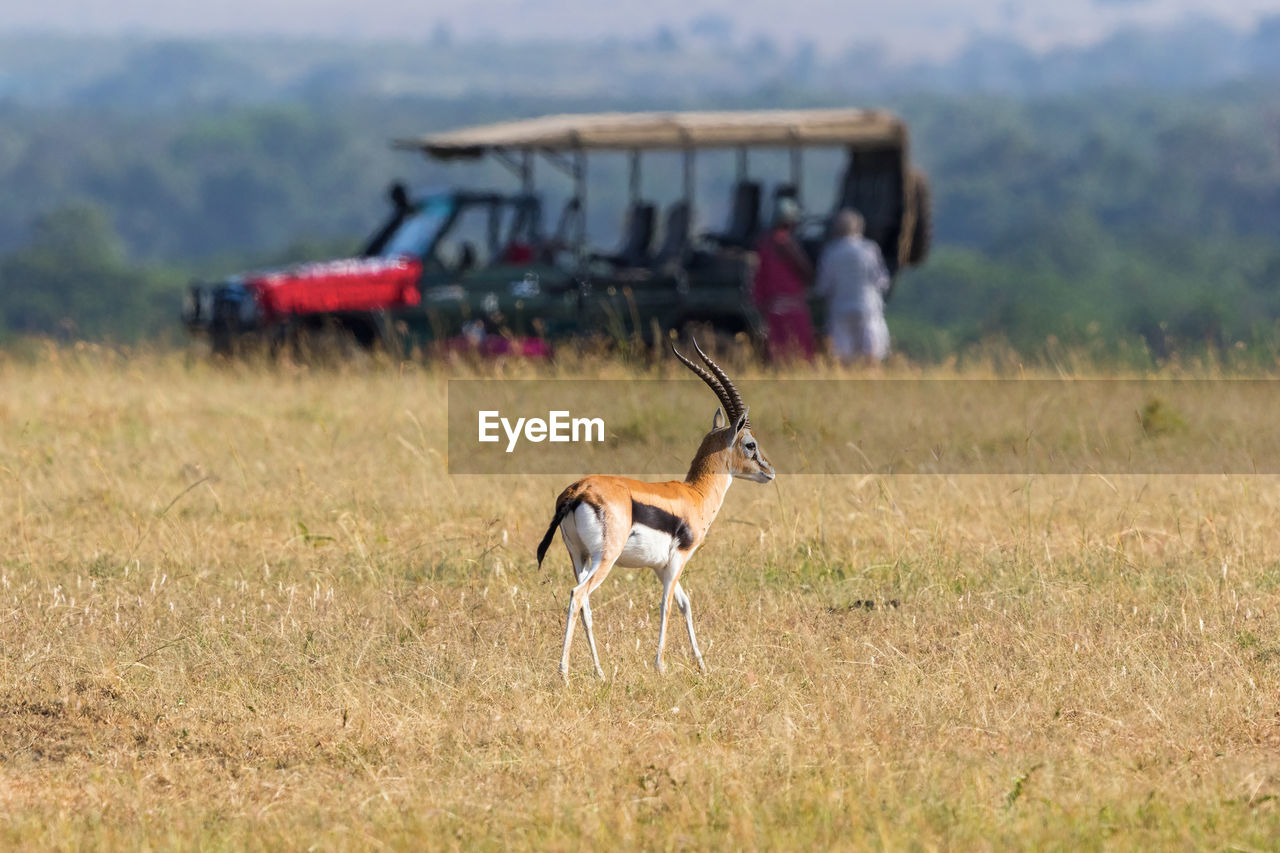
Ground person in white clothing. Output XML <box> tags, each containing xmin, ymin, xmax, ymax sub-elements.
<box><xmin>814</xmin><ymin>209</ymin><xmax>892</xmax><ymax>364</ymax></box>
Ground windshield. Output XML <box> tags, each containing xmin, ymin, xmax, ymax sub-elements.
<box><xmin>381</xmin><ymin>197</ymin><xmax>454</xmax><ymax>258</ymax></box>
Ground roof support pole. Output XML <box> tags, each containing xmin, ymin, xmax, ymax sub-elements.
<box><xmin>628</xmin><ymin>150</ymin><xmax>641</xmax><ymax>204</ymax></box>
<box><xmin>683</xmin><ymin>147</ymin><xmax>695</xmax><ymax>232</ymax></box>
<box><xmin>491</xmin><ymin>147</ymin><xmax>526</xmax><ymax>180</ymax></box>
<box><xmin>790</xmin><ymin>145</ymin><xmax>803</xmax><ymax>205</ymax></box>
<box><xmin>539</xmin><ymin>149</ymin><xmax>578</xmax><ymax>177</ymax></box>
<box><xmin>575</xmin><ymin>149</ymin><xmax>587</xmax><ymax>265</ymax></box>
<box><xmin>521</xmin><ymin>148</ymin><xmax>533</xmax><ymax>195</ymax></box>
<box><xmin>736</xmin><ymin>147</ymin><xmax>748</xmax><ymax>182</ymax></box>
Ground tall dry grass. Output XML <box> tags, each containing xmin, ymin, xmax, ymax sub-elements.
<box><xmin>1</xmin><ymin>344</ymin><xmax>1278</xmax><ymax>849</ymax></box>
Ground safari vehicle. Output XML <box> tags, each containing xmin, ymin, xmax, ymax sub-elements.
<box><xmin>182</xmin><ymin>108</ymin><xmax>931</xmax><ymax>356</ymax></box>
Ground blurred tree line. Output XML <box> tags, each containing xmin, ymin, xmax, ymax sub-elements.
<box><xmin>0</xmin><ymin>205</ymin><xmax>176</xmax><ymax>341</ymax></box>
<box><xmin>891</xmin><ymin>86</ymin><xmax>1280</xmax><ymax>359</ymax></box>
<box><xmin>0</xmin><ymin>82</ymin><xmax>1278</xmax><ymax>359</ymax></box>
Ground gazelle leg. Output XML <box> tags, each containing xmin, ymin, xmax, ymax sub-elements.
<box><xmin>655</xmin><ymin>576</ymin><xmax>675</xmax><ymax>674</ymax></box>
<box><xmin>561</xmin><ymin>552</ymin><xmax>619</xmax><ymax>681</ymax></box>
<box><xmin>580</xmin><ymin>597</ymin><xmax>605</xmax><ymax>680</ymax></box>
<box><xmin>567</xmin><ymin>549</ymin><xmax>606</xmax><ymax>680</ymax></box>
<box><xmin>673</xmin><ymin>581</ymin><xmax>706</xmax><ymax>672</ymax></box>
<box><xmin>560</xmin><ymin>556</ymin><xmax>597</xmax><ymax>680</ymax></box>
<box><xmin>654</xmin><ymin>555</ymin><xmax>691</xmax><ymax>674</ymax></box>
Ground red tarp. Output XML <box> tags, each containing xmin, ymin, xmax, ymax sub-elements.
<box><xmin>245</xmin><ymin>256</ymin><xmax>422</xmax><ymax>319</ymax></box>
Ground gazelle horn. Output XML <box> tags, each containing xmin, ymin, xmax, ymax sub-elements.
<box><xmin>671</xmin><ymin>341</ymin><xmax>734</xmax><ymax>421</ymax></box>
<box><xmin>692</xmin><ymin>338</ymin><xmax>748</xmax><ymax>428</ymax></box>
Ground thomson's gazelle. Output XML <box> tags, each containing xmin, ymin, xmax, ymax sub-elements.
<box><xmin>536</xmin><ymin>341</ymin><xmax>774</xmax><ymax>680</ymax></box>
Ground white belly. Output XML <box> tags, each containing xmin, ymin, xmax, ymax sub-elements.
<box><xmin>616</xmin><ymin>525</ymin><xmax>676</xmax><ymax>569</ymax></box>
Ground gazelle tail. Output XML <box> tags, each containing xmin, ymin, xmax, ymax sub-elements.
<box><xmin>536</xmin><ymin>500</ymin><xmax>577</xmax><ymax>568</ymax></box>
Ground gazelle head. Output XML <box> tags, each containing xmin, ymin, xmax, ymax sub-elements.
<box><xmin>673</xmin><ymin>340</ymin><xmax>776</xmax><ymax>484</ymax></box>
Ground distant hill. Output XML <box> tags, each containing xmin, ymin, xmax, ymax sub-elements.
<box><xmin>2</xmin><ymin>23</ymin><xmax>1280</xmax><ymax>354</ymax></box>
<box><xmin>3</xmin><ymin>16</ymin><xmax>1280</xmax><ymax>110</ymax></box>
<box><xmin>0</xmin><ymin>0</ymin><xmax>1275</xmax><ymax>57</ymax></box>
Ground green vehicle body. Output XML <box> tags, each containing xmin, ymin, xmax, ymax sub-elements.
<box><xmin>379</xmin><ymin>213</ymin><xmax>759</xmax><ymax>354</ymax></box>
<box><xmin>184</xmin><ymin>109</ymin><xmax>929</xmax><ymax>356</ymax></box>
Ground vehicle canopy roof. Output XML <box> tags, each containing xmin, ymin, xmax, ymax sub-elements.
<box><xmin>395</xmin><ymin>108</ymin><xmax>908</xmax><ymax>159</ymax></box>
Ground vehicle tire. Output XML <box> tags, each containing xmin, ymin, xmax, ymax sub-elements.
<box><xmin>907</xmin><ymin>170</ymin><xmax>932</xmax><ymax>266</ymax></box>
<box><xmin>287</xmin><ymin>316</ymin><xmax>366</xmax><ymax>365</ymax></box>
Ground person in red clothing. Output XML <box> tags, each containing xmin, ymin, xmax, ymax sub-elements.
<box><xmin>752</xmin><ymin>197</ymin><xmax>816</xmax><ymax>362</ymax></box>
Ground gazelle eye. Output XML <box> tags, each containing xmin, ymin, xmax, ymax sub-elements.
<box><xmin>744</xmin><ymin>441</ymin><xmax>756</xmax><ymax>454</ymax></box>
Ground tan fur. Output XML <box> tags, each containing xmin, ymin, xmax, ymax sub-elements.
<box><xmin>554</xmin><ymin>425</ymin><xmax>761</xmax><ymax>553</ymax></box>
<box><xmin>548</xmin><ymin>413</ymin><xmax>774</xmax><ymax>680</ymax></box>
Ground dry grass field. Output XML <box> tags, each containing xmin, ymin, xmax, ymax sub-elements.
<box><xmin>2</xmin><ymin>345</ymin><xmax>1279</xmax><ymax>850</ymax></box>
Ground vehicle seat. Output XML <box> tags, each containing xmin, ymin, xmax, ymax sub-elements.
<box><xmin>651</xmin><ymin>201</ymin><xmax>691</xmax><ymax>269</ymax></box>
<box><xmin>706</xmin><ymin>181</ymin><xmax>760</xmax><ymax>249</ymax></box>
<box><xmin>551</xmin><ymin>197</ymin><xmax>581</xmax><ymax>244</ymax></box>
<box><xmin>539</xmin><ymin>197</ymin><xmax>581</xmax><ymax>262</ymax></box>
<box><xmin>592</xmin><ymin>201</ymin><xmax>656</xmax><ymax>268</ymax></box>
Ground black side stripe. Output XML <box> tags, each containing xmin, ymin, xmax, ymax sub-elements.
<box><xmin>631</xmin><ymin>500</ymin><xmax>695</xmax><ymax>550</ymax></box>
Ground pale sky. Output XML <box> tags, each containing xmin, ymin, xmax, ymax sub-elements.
<box><xmin>3</xmin><ymin>0</ymin><xmax>1279</xmax><ymax>58</ymax></box>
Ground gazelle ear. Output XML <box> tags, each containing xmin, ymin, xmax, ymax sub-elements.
<box><xmin>729</xmin><ymin>407</ymin><xmax>750</xmax><ymax>441</ymax></box>
<box><xmin>712</xmin><ymin>408</ymin><xmax>724</xmax><ymax>430</ymax></box>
